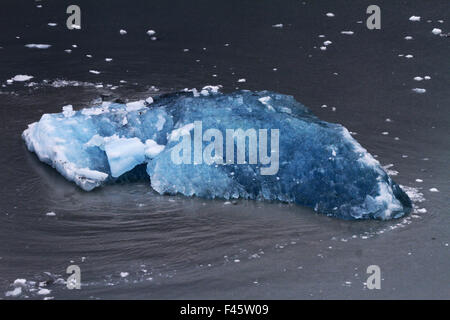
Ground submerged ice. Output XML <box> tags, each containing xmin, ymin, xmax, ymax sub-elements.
<box><xmin>22</xmin><ymin>88</ymin><xmax>411</xmax><ymax>220</ymax></box>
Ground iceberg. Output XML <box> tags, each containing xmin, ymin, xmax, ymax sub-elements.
<box><xmin>22</xmin><ymin>87</ymin><xmax>412</xmax><ymax>220</ymax></box>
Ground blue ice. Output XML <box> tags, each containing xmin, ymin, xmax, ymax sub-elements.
<box><xmin>22</xmin><ymin>87</ymin><xmax>412</xmax><ymax>220</ymax></box>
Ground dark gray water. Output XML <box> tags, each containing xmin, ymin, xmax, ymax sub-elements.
<box><xmin>0</xmin><ymin>0</ymin><xmax>449</xmax><ymax>299</ymax></box>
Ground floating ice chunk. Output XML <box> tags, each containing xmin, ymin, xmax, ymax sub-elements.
<box><xmin>409</xmin><ymin>16</ymin><xmax>421</xmax><ymax>22</ymax></box>
<box><xmin>48</xmin><ymin>23</ymin><xmax>57</xmax><ymax>27</ymax></box>
<box><xmin>37</xmin><ymin>288</ymin><xmax>51</xmax><ymax>295</ymax></box>
<box><xmin>120</xmin><ymin>272</ymin><xmax>129</xmax><ymax>278</ymax></box>
<box><xmin>119</xmin><ymin>29</ymin><xmax>127</xmax><ymax>35</ymax></box>
<box><xmin>62</xmin><ymin>105</ymin><xmax>75</xmax><ymax>118</ymax></box>
<box><xmin>424</xmin><ymin>76</ymin><xmax>431</xmax><ymax>80</ymax></box>
<box><xmin>126</xmin><ymin>100</ymin><xmax>146</xmax><ymax>112</ymax></box>
<box><xmin>341</xmin><ymin>31</ymin><xmax>354</xmax><ymax>35</ymax></box>
<box><xmin>272</xmin><ymin>23</ymin><xmax>283</xmax><ymax>28</ymax></box>
<box><xmin>25</xmin><ymin>44</ymin><xmax>51</xmax><ymax>49</ymax></box>
<box><xmin>431</xmin><ymin>28</ymin><xmax>442</xmax><ymax>35</ymax></box>
<box><xmin>14</xmin><ymin>279</ymin><xmax>27</xmax><ymax>286</ymax></box>
<box><xmin>326</xmin><ymin>13</ymin><xmax>335</xmax><ymax>17</ymax></box>
<box><xmin>46</xmin><ymin>211</ymin><xmax>56</xmax><ymax>216</ymax></box>
<box><xmin>146</xmin><ymin>30</ymin><xmax>156</xmax><ymax>36</ymax></box>
<box><xmin>323</xmin><ymin>40</ymin><xmax>332</xmax><ymax>46</ymax></box>
<box><xmin>405</xmin><ymin>54</ymin><xmax>414</xmax><ymax>58</ymax></box>
<box><xmin>145</xmin><ymin>97</ymin><xmax>154</xmax><ymax>104</ymax></box>
<box><xmin>429</xmin><ymin>188</ymin><xmax>439</xmax><ymax>192</ymax></box>
<box><xmin>404</xmin><ymin>36</ymin><xmax>413</xmax><ymax>40</ymax></box>
<box><xmin>105</xmin><ymin>58</ymin><xmax>113</xmax><ymax>62</ymax></box>
<box><xmin>23</xmin><ymin>90</ymin><xmax>412</xmax><ymax>220</ymax></box>
<box><xmin>5</xmin><ymin>287</ymin><xmax>22</xmax><ymax>297</ymax></box>
<box><xmin>89</xmin><ymin>70</ymin><xmax>100</xmax><ymax>74</ymax></box>
<box><xmin>417</xmin><ymin>208</ymin><xmax>427</xmax><ymax>213</ymax></box>
<box><xmin>414</xmin><ymin>76</ymin><xmax>423</xmax><ymax>81</ymax></box>
<box><xmin>412</xmin><ymin>88</ymin><xmax>426</xmax><ymax>93</ymax></box>
<box><xmin>320</xmin><ymin>46</ymin><xmax>327</xmax><ymax>51</ymax></box>
<box><xmin>11</xmin><ymin>75</ymin><xmax>33</xmax><ymax>82</ymax></box>
<box><xmin>237</xmin><ymin>78</ymin><xmax>246</xmax><ymax>83</ymax></box>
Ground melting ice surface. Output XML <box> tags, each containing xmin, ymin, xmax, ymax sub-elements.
<box><xmin>23</xmin><ymin>87</ymin><xmax>411</xmax><ymax>220</ymax></box>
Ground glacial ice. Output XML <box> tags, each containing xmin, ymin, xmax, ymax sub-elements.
<box><xmin>22</xmin><ymin>88</ymin><xmax>412</xmax><ymax>220</ymax></box>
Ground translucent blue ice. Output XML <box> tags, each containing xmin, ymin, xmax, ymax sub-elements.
<box><xmin>23</xmin><ymin>87</ymin><xmax>412</xmax><ymax>220</ymax></box>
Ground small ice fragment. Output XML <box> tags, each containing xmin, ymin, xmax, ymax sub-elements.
<box><xmin>89</xmin><ymin>70</ymin><xmax>100</xmax><ymax>74</ymax></box>
<box><xmin>146</xmin><ymin>30</ymin><xmax>156</xmax><ymax>36</ymax></box>
<box><xmin>119</xmin><ymin>29</ymin><xmax>127</xmax><ymax>35</ymax></box>
<box><xmin>341</xmin><ymin>31</ymin><xmax>354</xmax><ymax>35</ymax></box>
<box><xmin>385</xmin><ymin>118</ymin><xmax>392</xmax><ymax>122</ymax></box>
<box><xmin>64</xmin><ymin>49</ymin><xmax>72</xmax><ymax>53</ymax></box>
<box><xmin>405</xmin><ymin>54</ymin><xmax>414</xmax><ymax>58</ymax></box>
<box><xmin>323</xmin><ymin>40</ymin><xmax>332</xmax><ymax>46</ymax></box>
<box><xmin>381</xmin><ymin>132</ymin><xmax>389</xmax><ymax>135</ymax></box>
<box><xmin>183</xmin><ymin>48</ymin><xmax>189</xmax><ymax>52</ymax></box>
<box><xmin>326</xmin><ymin>13</ymin><xmax>335</xmax><ymax>17</ymax></box>
<box><xmin>320</xmin><ymin>46</ymin><xmax>327</xmax><ymax>51</ymax></box>
<box><xmin>414</xmin><ymin>76</ymin><xmax>423</xmax><ymax>81</ymax></box>
<box><xmin>404</xmin><ymin>36</ymin><xmax>413</xmax><ymax>40</ymax></box>
<box><xmin>46</xmin><ymin>211</ymin><xmax>56</xmax><ymax>216</ymax></box>
<box><xmin>409</xmin><ymin>16</ymin><xmax>421</xmax><ymax>22</ymax></box>
<box><xmin>237</xmin><ymin>78</ymin><xmax>246</xmax><ymax>83</ymax></box>
<box><xmin>72</xmin><ymin>44</ymin><xmax>77</xmax><ymax>48</ymax></box>
<box><xmin>11</xmin><ymin>75</ymin><xmax>33</xmax><ymax>82</ymax></box>
<box><xmin>62</xmin><ymin>105</ymin><xmax>75</xmax><ymax>117</ymax></box>
<box><xmin>415</xmin><ymin>179</ymin><xmax>423</xmax><ymax>182</ymax></box>
<box><xmin>272</xmin><ymin>23</ymin><xmax>283</xmax><ymax>28</ymax></box>
<box><xmin>120</xmin><ymin>272</ymin><xmax>129</xmax><ymax>278</ymax></box>
<box><xmin>48</xmin><ymin>23</ymin><xmax>57</xmax><ymax>27</ymax></box>
<box><xmin>25</xmin><ymin>44</ymin><xmax>51</xmax><ymax>49</ymax></box>
<box><xmin>424</xmin><ymin>76</ymin><xmax>431</xmax><ymax>80</ymax></box>
<box><xmin>105</xmin><ymin>58</ymin><xmax>113</xmax><ymax>62</ymax></box>
<box><xmin>37</xmin><ymin>288</ymin><xmax>51</xmax><ymax>295</ymax></box>
<box><xmin>145</xmin><ymin>97</ymin><xmax>154</xmax><ymax>104</ymax></box>
<box><xmin>5</xmin><ymin>287</ymin><xmax>22</xmax><ymax>297</ymax></box>
<box><xmin>14</xmin><ymin>279</ymin><xmax>27</xmax><ymax>286</ymax></box>
<box><xmin>412</xmin><ymin>88</ymin><xmax>426</xmax><ymax>94</ymax></box>
<box><xmin>234</xmin><ymin>259</ymin><xmax>240</xmax><ymax>263</ymax></box>
<box><xmin>429</xmin><ymin>188</ymin><xmax>439</xmax><ymax>192</ymax></box>
<box><xmin>125</xmin><ymin>100</ymin><xmax>146</xmax><ymax>112</ymax></box>
<box><xmin>431</xmin><ymin>28</ymin><xmax>442</xmax><ymax>35</ymax></box>
<box><xmin>417</xmin><ymin>208</ymin><xmax>427</xmax><ymax>213</ymax></box>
